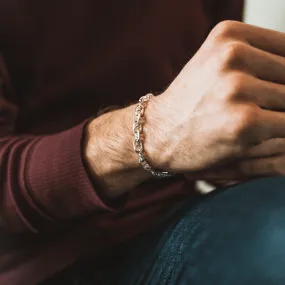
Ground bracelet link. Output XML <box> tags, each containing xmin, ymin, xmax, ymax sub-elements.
<box><xmin>133</xmin><ymin>94</ymin><xmax>175</xmax><ymax>179</ymax></box>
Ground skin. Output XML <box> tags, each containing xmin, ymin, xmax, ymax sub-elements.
<box><xmin>84</xmin><ymin>21</ymin><xmax>285</xmax><ymax>198</ymax></box>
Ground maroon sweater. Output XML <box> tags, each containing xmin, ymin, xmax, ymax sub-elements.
<box><xmin>0</xmin><ymin>1</ymin><xmax>243</xmax><ymax>284</ymax></box>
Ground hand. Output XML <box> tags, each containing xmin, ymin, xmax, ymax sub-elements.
<box><xmin>145</xmin><ymin>21</ymin><xmax>285</xmax><ymax>180</ymax></box>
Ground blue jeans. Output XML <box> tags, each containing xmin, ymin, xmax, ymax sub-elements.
<box><xmin>45</xmin><ymin>177</ymin><xmax>285</xmax><ymax>285</ymax></box>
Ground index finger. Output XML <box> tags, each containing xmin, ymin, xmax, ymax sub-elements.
<box><xmin>217</xmin><ymin>21</ymin><xmax>285</xmax><ymax>58</ymax></box>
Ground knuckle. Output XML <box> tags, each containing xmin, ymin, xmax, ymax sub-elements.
<box><xmin>221</xmin><ymin>42</ymin><xmax>246</xmax><ymax>68</ymax></box>
<box><xmin>221</xmin><ymin>73</ymin><xmax>246</xmax><ymax>101</ymax></box>
<box><xmin>210</xmin><ymin>20</ymin><xmax>239</xmax><ymax>40</ymax></box>
<box><xmin>229</xmin><ymin>105</ymin><xmax>258</xmax><ymax>141</ymax></box>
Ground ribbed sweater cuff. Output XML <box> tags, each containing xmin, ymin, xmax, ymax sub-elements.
<box><xmin>27</xmin><ymin>121</ymin><xmax>112</xmax><ymax>224</ymax></box>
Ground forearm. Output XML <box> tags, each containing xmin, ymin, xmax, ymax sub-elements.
<box><xmin>0</xmin><ymin>96</ymin><xmax>167</xmax><ymax>233</ymax></box>
<box><xmin>84</xmin><ymin>96</ymin><xmax>166</xmax><ymax>198</ymax></box>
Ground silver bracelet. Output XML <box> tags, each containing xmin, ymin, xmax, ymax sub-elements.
<box><xmin>133</xmin><ymin>94</ymin><xmax>175</xmax><ymax>178</ymax></box>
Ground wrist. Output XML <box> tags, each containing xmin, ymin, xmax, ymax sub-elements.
<box><xmin>84</xmin><ymin>105</ymin><xmax>151</xmax><ymax>198</ymax></box>
<box><xmin>142</xmin><ymin>93</ymin><xmax>174</xmax><ymax>171</ymax></box>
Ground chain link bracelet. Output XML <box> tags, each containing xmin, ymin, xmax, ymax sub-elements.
<box><xmin>133</xmin><ymin>94</ymin><xmax>175</xmax><ymax>178</ymax></box>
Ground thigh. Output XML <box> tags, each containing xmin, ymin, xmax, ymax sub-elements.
<box><xmin>113</xmin><ymin>176</ymin><xmax>285</xmax><ymax>285</ymax></box>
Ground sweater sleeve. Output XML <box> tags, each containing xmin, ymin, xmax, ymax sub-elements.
<box><xmin>0</xmin><ymin>55</ymin><xmax>113</xmax><ymax>234</ymax></box>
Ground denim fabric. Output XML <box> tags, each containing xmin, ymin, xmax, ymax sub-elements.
<box><xmin>44</xmin><ymin>177</ymin><xmax>285</xmax><ymax>285</ymax></box>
